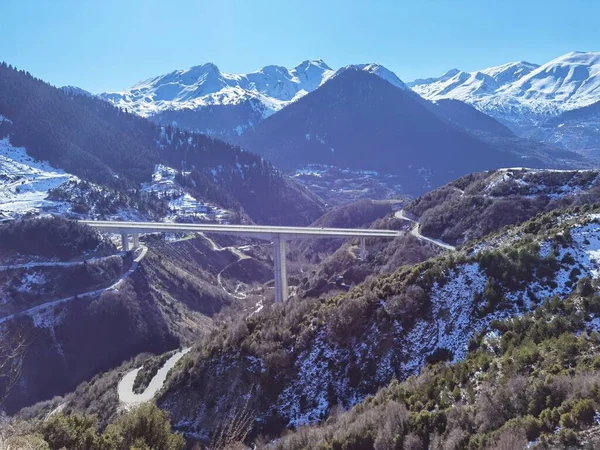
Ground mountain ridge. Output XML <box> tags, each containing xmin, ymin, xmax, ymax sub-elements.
<box><xmin>99</xmin><ymin>60</ymin><xmax>413</xmax><ymax>140</ymax></box>
<box><xmin>411</xmin><ymin>51</ymin><xmax>600</xmax><ymax>130</ymax></box>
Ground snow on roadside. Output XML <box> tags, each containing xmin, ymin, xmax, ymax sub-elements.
<box><xmin>0</xmin><ymin>138</ymin><xmax>76</xmax><ymax>217</ymax></box>
<box><xmin>15</xmin><ymin>271</ymin><xmax>46</xmax><ymax>293</ymax></box>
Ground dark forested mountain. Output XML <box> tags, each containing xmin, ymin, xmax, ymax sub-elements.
<box><xmin>240</xmin><ymin>69</ymin><xmax>583</xmax><ymax>195</ymax></box>
<box><xmin>0</xmin><ymin>63</ymin><xmax>324</xmax><ymax>225</ymax></box>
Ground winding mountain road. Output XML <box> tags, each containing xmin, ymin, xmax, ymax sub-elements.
<box><xmin>118</xmin><ymin>347</ymin><xmax>191</xmax><ymax>409</ymax></box>
<box><xmin>0</xmin><ymin>252</ymin><xmax>127</xmax><ymax>271</ymax></box>
<box><xmin>201</xmin><ymin>233</ymin><xmax>252</xmax><ymax>300</ymax></box>
<box><xmin>0</xmin><ymin>245</ymin><xmax>148</xmax><ymax>325</ymax></box>
<box><xmin>395</xmin><ymin>210</ymin><xmax>456</xmax><ymax>251</ymax></box>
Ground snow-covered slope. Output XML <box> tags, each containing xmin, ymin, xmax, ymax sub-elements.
<box><xmin>141</xmin><ymin>164</ymin><xmax>230</xmax><ymax>222</ymax></box>
<box><xmin>100</xmin><ymin>60</ymin><xmax>336</xmax><ymax>118</ymax></box>
<box><xmin>0</xmin><ymin>137</ymin><xmax>77</xmax><ymax>217</ymax></box>
<box><xmin>411</xmin><ymin>51</ymin><xmax>600</xmax><ymax>130</ymax></box>
<box><xmin>0</xmin><ymin>137</ymin><xmax>232</xmax><ymax>222</ymax></box>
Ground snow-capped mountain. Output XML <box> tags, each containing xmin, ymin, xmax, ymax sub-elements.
<box><xmin>100</xmin><ymin>60</ymin><xmax>336</xmax><ymax>118</ymax></box>
<box><xmin>99</xmin><ymin>60</ymin><xmax>410</xmax><ymax>140</ymax></box>
<box><xmin>411</xmin><ymin>51</ymin><xmax>600</xmax><ymax>131</ymax></box>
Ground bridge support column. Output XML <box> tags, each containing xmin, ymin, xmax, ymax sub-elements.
<box><xmin>121</xmin><ymin>233</ymin><xmax>130</xmax><ymax>252</ymax></box>
<box><xmin>132</xmin><ymin>233</ymin><xmax>140</xmax><ymax>249</ymax></box>
<box><xmin>360</xmin><ymin>237</ymin><xmax>366</xmax><ymax>260</ymax></box>
<box><xmin>273</xmin><ymin>234</ymin><xmax>288</xmax><ymax>303</ymax></box>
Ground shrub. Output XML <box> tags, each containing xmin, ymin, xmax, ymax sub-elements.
<box><xmin>426</xmin><ymin>348</ymin><xmax>454</xmax><ymax>366</ymax></box>
<box><xmin>403</xmin><ymin>433</ymin><xmax>423</xmax><ymax>450</ymax></box>
<box><xmin>41</xmin><ymin>413</ymin><xmax>100</xmax><ymax>450</ymax></box>
<box><xmin>571</xmin><ymin>399</ymin><xmax>596</xmax><ymax>428</ymax></box>
<box><xmin>104</xmin><ymin>403</ymin><xmax>184</xmax><ymax>450</ymax></box>
<box><xmin>326</xmin><ymin>297</ymin><xmax>370</xmax><ymax>343</ymax></box>
<box><xmin>485</xmin><ymin>426</ymin><xmax>527</xmax><ymax>450</ymax></box>
<box><xmin>38</xmin><ymin>404</ymin><xmax>184</xmax><ymax>450</ymax></box>
<box><xmin>384</xmin><ymin>284</ymin><xmax>428</xmax><ymax>326</ymax></box>
<box><xmin>577</xmin><ymin>277</ymin><xmax>595</xmax><ymax>297</ymax></box>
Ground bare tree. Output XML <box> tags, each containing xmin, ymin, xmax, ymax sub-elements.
<box><xmin>0</xmin><ymin>323</ymin><xmax>36</xmax><ymax>406</ymax></box>
<box><xmin>208</xmin><ymin>392</ymin><xmax>255</xmax><ymax>450</ymax></box>
<box><xmin>485</xmin><ymin>428</ymin><xmax>527</xmax><ymax>450</ymax></box>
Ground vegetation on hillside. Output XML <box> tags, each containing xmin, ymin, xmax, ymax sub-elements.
<box><xmin>272</xmin><ymin>279</ymin><xmax>600</xmax><ymax>450</ymax></box>
<box><xmin>1</xmin><ymin>232</ymin><xmax>270</xmax><ymax>415</ymax></box>
<box><xmin>0</xmin><ymin>217</ymin><xmax>111</xmax><ymax>260</ymax></box>
<box><xmin>1</xmin><ymin>253</ymin><xmax>128</xmax><ymax>314</ymax></box>
<box><xmin>291</xmin><ymin>199</ymin><xmax>395</xmax><ymax>263</ymax></box>
<box><xmin>407</xmin><ymin>169</ymin><xmax>600</xmax><ymax>244</ymax></box>
<box><xmin>2</xmin><ymin>403</ymin><xmax>184</xmax><ymax>450</ymax></box>
<box><xmin>48</xmin><ymin>180</ymin><xmax>170</xmax><ymax>220</ymax></box>
<box><xmin>133</xmin><ymin>353</ymin><xmax>172</xmax><ymax>394</ymax></box>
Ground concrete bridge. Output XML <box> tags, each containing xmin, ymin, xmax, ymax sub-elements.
<box><xmin>80</xmin><ymin>221</ymin><xmax>400</xmax><ymax>303</ymax></box>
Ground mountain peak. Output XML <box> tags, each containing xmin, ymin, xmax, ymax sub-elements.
<box><xmin>183</xmin><ymin>62</ymin><xmax>222</xmax><ymax>77</ymax></box>
<box><xmin>407</xmin><ymin>69</ymin><xmax>462</xmax><ymax>88</ymax></box>
<box><xmin>198</xmin><ymin>62</ymin><xmax>220</xmax><ymax>71</ymax></box>
<box><xmin>335</xmin><ymin>63</ymin><xmax>406</xmax><ymax>89</ymax></box>
<box><xmin>293</xmin><ymin>59</ymin><xmax>332</xmax><ymax>71</ymax></box>
<box><xmin>442</xmin><ymin>68</ymin><xmax>461</xmax><ymax>78</ymax></box>
<box><xmin>101</xmin><ymin>60</ymin><xmax>336</xmax><ymax>121</ymax></box>
<box><xmin>259</xmin><ymin>64</ymin><xmax>289</xmax><ymax>75</ymax></box>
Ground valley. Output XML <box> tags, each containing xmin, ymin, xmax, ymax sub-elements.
<box><xmin>2</xmin><ymin>24</ymin><xmax>600</xmax><ymax>450</ymax></box>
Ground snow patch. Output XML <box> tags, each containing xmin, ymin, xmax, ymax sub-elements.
<box><xmin>0</xmin><ymin>138</ymin><xmax>77</xmax><ymax>217</ymax></box>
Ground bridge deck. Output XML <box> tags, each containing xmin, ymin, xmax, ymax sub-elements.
<box><xmin>79</xmin><ymin>220</ymin><xmax>400</xmax><ymax>240</ymax></box>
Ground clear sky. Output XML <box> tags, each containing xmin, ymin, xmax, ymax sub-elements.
<box><xmin>1</xmin><ymin>0</ymin><xmax>598</xmax><ymax>93</ymax></box>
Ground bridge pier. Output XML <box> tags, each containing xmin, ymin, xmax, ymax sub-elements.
<box><xmin>121</xmin><ymin>233</ymin><xmax>130</xmax><ymax>252</ymax></box>
<box><xmin>273</xmin><ymin>234</ymin><xmax>288</xmax><ymax>303</ymax></box>
<box><xmin>360</xmin><ymin>237</ymin><xmax>366</xmax><ymax>260</ymax></box>
<box><xmin>132</xmin><ymin>233</ymin><xmax>140</xmax><ymax>249</ymax></box>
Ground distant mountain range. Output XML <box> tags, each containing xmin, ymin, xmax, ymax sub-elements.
<box><xmin>411</xmin><ymin>51</ymin><xmax>600</xmax><ymax>157</ymax></box>
<box><xmin>98</xmin><ymin>52</ymin><xmax>600</xmax><ymax>163</ymax></box>
<box><xmin>410</xmin><ymin>51</ymin><xmax>600</xmax><ymax>129</ymax></box>
<box><xmin>98</xmin><ymin>61</ymin><xmax>408</xmax><ymax>140</ymax></box>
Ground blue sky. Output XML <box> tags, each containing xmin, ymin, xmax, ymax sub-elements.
<box><xmin>1</xmin><ymin>0</ymin><xmax>598</xmax><ymax>93</ymax></box>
